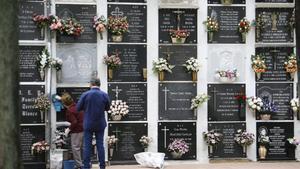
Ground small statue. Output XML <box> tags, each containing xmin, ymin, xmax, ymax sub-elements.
<box><xmin>271</xmin><ymin>12</ymin><xmax>278</xmax><ymax>31</ymax></box>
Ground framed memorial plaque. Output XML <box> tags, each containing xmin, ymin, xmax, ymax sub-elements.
<box><xmin>208</xmin><ymin>6</ymin><xmax>246</xmax><ymax>43</ymax></box>
<box><xmin>256</xmin><ymin>47</ymin><xmax>294</xmax><ymax>81</ymax></box>
<box><xmin>108</xmin><ymin>83</ymin><xmax>147</xmax><ymax>121</ymax></box>
<box><xmin>256</xmin><ymin>83</ymin><xmax>293</xmax><ymax>120</ymax></box>
<box><xmin>56</xmin><ymin>44</ymin><xmax>97</xmax><ymax>84</ymax></box>
<box><xmin>108</xmin><ymin>123</ymin><xmax>147</xmax><ymax>164</ymax></box>
<box><xmin>159</xmin><ymin>83</ymin><xmax>197</xmax><ymax>120</ymax></box>
<box><xmin>19</xmin><ymin>46</ymin><xmax>45</xmax><ymax>82</ymax></box>
<box><xmin>19</xmin><ymin>0</ymin><xmax>45</xmax><ymax>41</ymax></box>
<box><xmin>159</xmin><ymin>45</ymin><xmax>197</xmax><ymax>81</ymax></box>
<box><xmin>257</xmin><ymin>122</ymin><xmax>295</xmax><ymax>160</ymax></box>
<box><xmin>256</xmin><ymin>0</ymin><xmax>293</xmax><ymax>3</ymax></box>
<box><xmin>158</xmin><ymin>122</ymin><xmax>196</xmax><ymax>160</ymax></box>
<box><xmin>208</xmin><ymin>122</ymin><xmax>246</xmax><ymax>158</ymax></box>
<box><xmin>19</xmin><ymin>85</ymin><xmax>45</xmax><ymax>124</ymax></box>
<box><xmin>256</xmin><ymin>8</ymin><xmax>294</xmax><ymax>43</ymax></box>
<box><xmin>208</xmin><ymin>0</ymin><xmax>245</xmax><ymax>4</ymax></box>
<box><xmin>107</xmin><ymin>44</ymin><xmax>147</xmax><ymax>82</ymax></box>
<box><xmin>208</xmin><ymin>84</ymin><xmax>246</xmax><ymax>121</ymax></box>
<box><xmin>108</xmin><ymin>0</ymin><xmax>146</xmax><ymax>2</ymax></box>
<box><xmin>159</xmin><ymin>8</ymin><xmax>197</xmax><ymax>44</ymax></box>
<box><xmin>56</xmin><ymin>4</ymin><xmax>96</xmax><ymax>43</ymax></box>
<box><xmin>108</xmin><ymin>4</ymin><xmax>147</xmax><ymax>43</ymax></box>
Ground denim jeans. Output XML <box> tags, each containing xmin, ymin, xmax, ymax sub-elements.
<box><xmin>83</xmin><ymin>128</ymin><xmax>105</xmax><ymax>169</ymax></box>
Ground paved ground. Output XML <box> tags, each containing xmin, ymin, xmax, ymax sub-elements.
<box><xmin>92</xmin><ymin>161</ymin><xmax>300</xmax><ymax>169</ymax></box>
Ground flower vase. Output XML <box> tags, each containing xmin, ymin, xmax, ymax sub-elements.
<box><xmin>144</xmin><ymin>147</ymin><xmax>148</xmax><ymax>152</ymax></box>
<box><xmin>259</xmin><ymin>145</ymin><xmax>267</xmax><ymax>159</ymax></box>
<box><xmin>193</xmin><ymin>109</ymin><xmax>197</xmax><ymax>117</ymax></box>
<box><xmin>241</xmin><ymin>32</ymin><xmax>246</xmax><ymax>43</ymax></box>
<box><xmin>171</xmin><ymin>37</ymin><xmax>186</xmax><ymax>44</ymax></box>
<box><xmin>39</xmin><ymin>70</ymin><xmax>45</xmax><ymax>81</ymax></box>
<box><xmin>260</xmin><ymin>114</ymin><xmax>271</xmax><ymax>120</ymax></box>
<box><xmin>40</xmin><ymin>27</ymin><xmax>45</xmax><ymax>40</ymax></box>
<box><xmin>143</xmin><ymin>68</ymin><xmax>147</xmax><ymax>81</ymax></box>
<box><xmin>289</xmin><ymin>72</ymin><xmax>295</xmax><ymax>80</ymax></box>
<box><xmin>192</xmin><ymin>71</ymin><xmax>197</xmax><ymax>81</ymax></box>
<box><xmin>171</xmin><ymin>151</ymin><xmax>183</xmax><ymax>159</ymax></box>
<box><xmin>56</xmin><ymin>70</ymin><xmax>62</xmax><ymax>83</ymax></box>
<box><xmin>208</xmin><ymin>32</ymin><xmax>214</xmax><ymax>42</ymax></box>
<box><xmin>221</xmin><ymin>0</ymin><xmax>233</xmax><ymax>5</ymax></box>
<box><xmin>108</xmin><ymin>69</ymin><xmax>114</xmax><ymax>81</ymax></box>
<box><xmin>297</xmin><ymin>111</ymin><xmax>300</xmax><ymax>120</ymax></box>
<box><xmin>159</xmin><ymin>71</ymin><xmax>165</xmax><ymax>81</ymax></box>
<box><xmin>111</xmin><ymin>114</ymin><xmax>122</xmax><ymax>121</ymax></box>
<box><xmin>40</xmin><ymin>110</ymin><xmax>45</xmax><ymax>123</ymax></box>
<box><xmin>209</xmin><ymin>145</ymin><xmax>214</xmax><ymax>154</ymax></box>
<box><xmin>109</xmin><ymin>147</ymin><xmax>114</xmax><ymax>160</ymax></box>
<box><xmin>256</xmin><ymin>72</ymin><xmax>262</xmax><ymax>80</ymax></box>
<box><xmin>111</xmin><ymin>35</ymin><xmax>123</xmax><ymax>42</ymax></box>
<box><xmin>99</xmin><ymin>32</ymin><xmax>103</xmax><ymax>40</ymax></box>
<box><xmin>242</xmin><ymin>145</ymin><xmax>247</xmax><ymax>154</ymax></box>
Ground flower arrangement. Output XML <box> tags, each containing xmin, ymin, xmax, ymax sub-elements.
<box><xmin>234</xmin><ymin>129</ymin><xmax>255</xmax><ymax>146</ymax></box>
<box><xmin>31</xmin><ymin>140</ymin><xmax>50</xmax><ymax>154</ymax></box>
<box><xmin>260</xmin><ymin>96</ymin><xmax>276</xmax><ymax>114</ymax></box>
<box><xmin>253</xmin><ymin>13</ymin><xmax>266</xmax><ymax>40</ymax></box>
<box><xmin>183</xmin><ymin>57</ymin><xmax>200</xmax><ymax>73</ymax></box>
<box><xmin>258</xmin><ymin>135</ymin><xmax>270</xmax><ymax>146</ymax></box>
<box><xmin>61</xmin><ymin>18</ymin><xmax>84</xmax><ymax>36</ymax></box>
<box><xmin>49</xmin><ymin>15</ymin><xmax>63</xmax><ymax>32</ymax></box>
<box><xmin>290</xmin><ymin>98</ymin><xmax>299</xmax><ymax>113</ymax></box>
<box><xmin>50</xmin><ymin>58</ymin><xmax>63</xmax><ymax>71</ymax></box>
<box><xmin>191</xmin><ymin>93</ymin><xmax>210</xmax><ymax>110</ymax></box>
<box><xmin>152</xmin><ymin>58</ymin><xmax>175</xmax><ymax>73</ymax></box>
<box><xmin>107</xmin><ymin>135</ymin><xmax>118</xmax><ymax>148</ymax></box>
<box><xmin>53</xmin><ymin>130</ymin><xmax>67</xmax><ymax>149</ymax></box>
<box><xmin>251</xmin><ymin>55</ymin><xmax>267</xmax><ymax>73</ymax></box>
<box><xmin>139</xmin><ymin>135</ymin><xmax>152</xmax><ymax>148</ymax></box>
<box><xmin>107</xmin><ymin>100</ymin><xmax>129</xmax><ymax>117</ymax></box>
<box><xmin>167</xmin><ymin>139</ymin><xmax>189</xmax><ymax>155</ymax></box>
<box><xmin>107</xmin><ymin>16</ymin><xmax>129</xmax><ymax>36</ymax></box>
<box><xmin>287</xmin><ymin>137</ymin><xmax>299</xmax><ymax>146</ymax></box>
<box><xmin>235</xmin><ymin>94</ymin><xmax>246</xmax><ymax>105</ymax></box>
<box><xmin>36</xmin><ymin>48</ymin><xmax>51</xmax><ymax>80</ymax></box>
<box><xmin>93</xmin><ymin>15</ymin><xmax>106</xmax><ymax>40</ymax></box>
<box><xmin>34</xmin><ymin>94</ymin><xmax>51</xmax><ymax>113</ymax></box>
<box><xmin>215</xmin><ymin>69</ymin><xmax>239</xmax><ymax>82</ymax></box>
<box><xmin>32</xmin><ymin>14</ymin><xmax>49</xmax><ymax>28</ymax></box>
<box><xmin>247</xmin><ymin>96</ymin><xmax>263</xmax><ymax>112</ymax></box>
<box><xmin>203</xmin><ymin>16</ymin><xmax>219</xmax><ymax>32</ymax></box>
<box><xmin>169</xmin><ymin>29</ymin><xmax>190</xmax><ymax>43</ymax></box>
<box><xmin>103</xmin><ymin>54</ymin><xmax>122</xmax><ymax>70</ymax></box>
<box><xmin>238</xmin><ymin>18</ymin><xmax>251</xmax><ymax>34</ymax></box>
<box><xmin>203</xmin><ymin>130</ymin><xmax>223</xmax><ymax>146</ymax></box>
<box><xmin>284</xmin><ymin>53</ymin><xmax>297</xmax><ymax>73</ymax></box>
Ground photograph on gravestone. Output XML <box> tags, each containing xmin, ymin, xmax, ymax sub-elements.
<box><xmin>159</xmin><ymin>8</ymin><xmax>197</xmax><ymax>44</ymax></box>
<box><xmin>256</xmin><ymin>122</ymin><xmax>295</xmax><ymax>160</ymax></box>
<box><xmin>19</xmin><ymin>85</ymin><xmax>45</xmax><ymax>124</ymax></box>
<box><xmin>208</xmin><ymin>123</ymin><xmax>246</xmax><ymax>158</ymax></box>
<box><xmin>207</xmin><ymin>6</ymin><xmax>245</xmax><ymax>43</ymax></box>
<box><xmin>159</xmin><ymin>83</ymin><xmax>197</xmax><ymax>120</ymax></box>
<box><xmin>256</xmin><ymin>83</ymin><xmax>293</xmax><ymax>120</ymax></box>
<box><xmin>208</xmin><ymin>0</ymin><xmax>245</xmax><ymax>4</ymax></box>
<box><xmin>19</xmin><ymin>0</ymin><xmax>45</xmax><ymax>41</ymax></box>
<box><xmin>108</xmin><ymin>4</ymin><xmax>147</xmax><ymax>43</ymax></box>
<box><xmin>159</xmin><ymin>45</ymin><xmax>197</xmax><ymax>81</ymax></box>
<box><xmin>256</xmin><ymin>47</ymin><xmax>294</xmax><ymax>82</ymax></box>
<box><xmin>56</xmin><ymin>87</ymin><xmax>89</xmax><ymax>122</ymax></box>
<box><xmin>20</xmin><ymin>126</ymin><xmax>46</xmax><ymax>164</ymax></box>
<box><xmin>108</xmin><ymin>123</ymin><xmax>148</xmax><ymax>164</ymax></box>
<box><xmin>107</xmin><ymin>44</ymin><xmax>147</xmax><ymax>82</ymax></box>
<box><xmin>56</xmin><ymin>44</ymin><xmax>97</xmax><ymax>84</ymax></box>
<box><xmin>208</xmin><ymin>84</ymin><xmax>246</xmax><ymax>121</ymax></box>
<box><xmin>108</xmin><ymin>83</ymin><xmax>147</xmax><ymax>121</ymax></box>
<box><xmin>256</xmin><ymin>8</ymin><xmax>294</xmax><ymax>43</ymax></box>
<box><xmin>108</xmin><ymin>0</ymin><xmax>146</xmax><ymax>2</ymax></box>
<box><xmin>55</xmin><ymin>4</ymin><xmax>96</xmax><ymax>43</ymax></box>
<box><xmin>158</xmin><ymin>122</ymin><xmax>196</xmax><ymax>160</ymax></box>
<box><xmin>19</xmin><ymin>46</ymin><xmax>45</xmax><ymax>82</ymax></box>
<box><xmin>256</xmin><ymin>0</ymin><xmax>293</xmax><ymax>3</ymax></box>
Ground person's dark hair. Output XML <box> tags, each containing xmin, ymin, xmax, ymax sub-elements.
<box><xmin>90</xmin><ymin>78</ymin><xmax>101</xmax><ymax>87</ymax></box>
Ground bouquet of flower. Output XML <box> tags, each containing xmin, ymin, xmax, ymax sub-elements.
<box><xmin>139</xmin><ymin>135</ymin><xmax>152</xmax><ymax>148</ymax></box>
<box><xmin>203</xmin><ymin>130</ymin><xmax>223</xmax><ymax>146</ymax></box>
<box><xmin>61</xmin><ymin>18</ymin><xmax>84</xmax><ymax>36</ymax></box>
<box><xmin>107</xmin><ymin>135</ymin><xmax>118</xmax><ymax>148</ymax></box>
<box><xmin>203</xmin><ymin>16</ymin><xmax>219</xmax><ymax>32</ymax></box>
<box><xmin>103</xmin><ymin>54</ymin><xmax>122</xmax><ymax>70</ymax></box>
<box><xmin>284</xmin><ymin>53</ymin><xmax>297</xmax><ymax>73</ymax></box>
<box><xmin>93</xmin><ymin>15</ymin><xmax>106</xmax><ymax>39</ymax></box>
<box><xmin>183</xmin><ymin>57</ymin><xmax>201</xmax><ymax>73</ymax></box>
<box><xmin>234</xmin><ymin>129</ymin><xmax>255</xmax><ymax>146</ymax></box>
<box><xmin>251</xmin><ymin>55</ymin><xmax>267</xmax><ymax>73</ymax></box>
<box><xmin>32</xmin><ymin>14</ymin><xmax>49</xmax><ymax>28</ymax></box>
<box><xmin>238</xmin><ymin>18</ymin><xmax>251</xmax><ymax>34</ymax></box>
<box><xmin>152</xmin><ymin>58</ymin><xmax>175</xmax><ymax>73</ymax></box>
<box><xmin>235</xmin><ymin>94</ymin><xmax>246</xmax><ymax>105</ymax></box>
<box><xmin>107</xmin><ymin>16</ymin><xmax>129</xmax><ymax>36</ymax></box>
<box><xmin>31</xmin><ymin>140</ymin><xmax>50</xmax><ymax>154</ymax></box>
<box><xmin>287</xmin><ymin>137</ymin><xmax>299</xmax><ymax>146</ymax></box>
<box><xmin>258</xmin><ymin>135</ymin><xmax>270</xmax><ymax>146</ymax></box>
<box><xmin>191</xmin><ymin>93</ymin><xmax>210</xmax><ymax>110</ymax></box>
<box><xmin>107</xmin><ymin>100</ymin><xmax>129</xmax><ymax>117</ymax></box>
<box><xmin>50</xmin><ymin>58</ymin><xmax>63</xmax><ymax>71</ymax></box>
<box><xmin>261</xmin><ymin>96</ymin><xmax>276</xmax><ymax>113</ymax></box>
<box><xmin>215</xmin><ymin>69</ymin><xmax>239</xmax><ymax>80</ymax></box>
<box><xmin>169</xmin><ymin>29</ymin><xmax>190</xmax><ymax>39</ymax></box>
<box><xmin>247</xmin><ymin>96</ymin><xmax>263</xmax><ymax>112</ymax></box>
<box><xmin>49</xmin><ymin>15</ymin><xmax>63</xmax><ymax>32</ymax></box>
<box><xmin>167</xmin><ymin>139</ymin><xmax>189</xmax><ymax>155</ymax></box>
<box><xmin>36</xmin><ymin>48</ymin><xmax>51</xmax><ymax>74</ymax></box>
<box><xmin>34</xmin><ymin>94</ymin><xmax>51</xmax><ymax>113</ymax></box>
<box><xmin>290</xmin><ymin>98</ymin><xmax>299</xmax><ymax>113</ymax></box>
<box><xmin>52</xmin><ymin>130</ymin><xmax>67</xmax><ymax>149</ymax></box>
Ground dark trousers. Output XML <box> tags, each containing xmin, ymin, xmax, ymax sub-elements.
<box><xmin>83</xmin><ymin>128</ymin><xmax>105</xmax><ymax>169</ymax></box>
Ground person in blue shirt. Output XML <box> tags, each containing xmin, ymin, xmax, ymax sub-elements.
<box><xmin>77</xmin><ymin>78</ymin><xmax>110</xmax><ymax>169</ymax></box>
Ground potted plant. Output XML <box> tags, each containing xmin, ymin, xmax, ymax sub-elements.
<box><xmin>107</xmin><ymin>16</ymin><xmax>129</xmax><ymax>42</ymax></box>
<box><xmin>284</xmin><ymin>53</ymin><xmax>297</xmax><ymax>80</ymax></box>
<box><xmin>251</xmin><ymin>54</ymin><xmax>267</xmax><ymax>80</ymax></box>
<box><xmin>260</xmin><ymin>96</ymin><xmax>276</xmax><ymax>120</ymax></box>
<box><xmin>93</xmin><ymin>15</ymin><xmax>106</xmax><ymax>40</ymax></box>
<box><xmin>215</xmin><ymin>69</ymin><xmax>239</xmax><ymax>83</ymax></box>
<box><xmin>50</xmin><ymin>58</ymin><xmax>63</xmax><ymax>83</ymax></box>
<box><xmin>183</xmin><ymin>57</ymin><xmax>201</xmax><ymax>81</ymax></box>
<box><xmin>258</xmin><ymin>134</ymin><xmax>270</xmax><ymax>159</ymax></box>
<box><xmin>203</xmin><ymin>130</ymin><xmax>223</xmax><ymax>155</ymax></box>
<box><xmin>36</xmin><ymin>48</ymin><xmax>51</xmax><ymax>81</ymax></box>
<box><xmin>32</xmin><ymin>13</ymin><xmax>49</xmax><ymax>39</ymax></box>
<box><xmin>167</xmin><ymin>138</ymin><xmax>189</xmax><ymax>159</ymax></box>
<box><xmin>203</xmin><ymin>16</ymin><xmax>219</xmax><ymax>42</ymax></box>
<box><xmin>221</xmin><ymin>0</ymin><xmax>233</xmax><ymax>5</ymax></box>
<box><xmin>139</xmin><ymin>135</ymin><xmax>152</xmax><ymax>152</ymax></box>
<box><xmin>234</xmin><ymin>129</ymin><xmax>255</xmax><ymax>154</ymax></box>
<box><xmin>290</xmin><ymin>98</ymin><xmax>299</xmax><ymax>118</ymax></box>
<box><xmin>169</xmin><ymin>29</ymin><xmax>190</xmax><ymax>44</ymax></box>
<box><xmin>107</xmin><ymin>100</ymin><xmax>129</xmax><ymax>121</ymax></box>
<box><xmin>247</xmin><ymin>96</ymin><xmax>263</xmax><ymax>116</ymax></box>
<box><xmin>103</xmin><ymin>54</ymin><xmax>122</xmax><ymax>81</ymax></box>
<box><xmin>107</xmin><ymin>135</ymin><xmax>118</xmax><ymax>159</ymax></box>
<box><xmin>238</xmin><ymin>18</ymin><xmax>251</xmax><ymax>42</ymax></box>
<box><xmin>34</xmin><ymin>94</ymin><xmax>51</xmax><ymax>122</ymax></box>
<box><xmin>152</xmin><ymin>58</ymin><xmax>175</xmax><ymax>81</ymax></box>
<box><xmin>191</xmin><ymin>93</ymin><xmax>210</xmax><ymax>116</ymax></box>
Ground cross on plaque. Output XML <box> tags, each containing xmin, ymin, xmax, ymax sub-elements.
<box><xmin>162</xmin><ymin>48</ymin><xmax>174</xmax><ymax>61</ymax></box>
<box><xmin>112</xmin><ymin>127</ymin><xmax>121</xmax><ymax>150</ymax></box>
<box><xmin>161</xmin><ymin>126</ymin><xmax>169</xmax><ymax>148</ymax></box>
<box><xmin>173</xmin><ymin>9</ymin><xmax>184</xmax><ymax>30</ymax></box>
<box><xmin>111</xmin><ymin>7</ymin><xmax>124</xmax><ymax>18</ymax></box>
<box><xmin>211</xmin><ymin>87</ymin><xmax>218</xmax><ymax>111</ymax></box>
<box><xmin>162</xmin><ymin>87</ymin><xmax>170</xmax><ymax>111</ymax></box>
<box><xmin>112</xmin><ymin>86</ymin><xmax>122</xmax><ymax>100</ymax></box>
<box><xmin>270</xmin><ymin>49</ymin><xmax>277</xmax><ymax>70</ymax></box>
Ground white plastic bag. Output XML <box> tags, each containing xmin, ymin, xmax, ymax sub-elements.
<box><xmin>50</xmin><ymin>150</ymin><xmax>63</xmax><ymax>169</ymax></box>
<box><xmin>134</xmin><ymin>152</ymin><xmax>165</xmax><ymax>169</ymax></box>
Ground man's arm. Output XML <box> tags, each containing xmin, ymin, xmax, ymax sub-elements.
<box><xmin>76</xmin><ymin>93</ymin><xmax>86</xmax><ymax>112</ymax></box>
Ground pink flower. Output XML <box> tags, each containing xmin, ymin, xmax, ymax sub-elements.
<box><xmin>96</xmin><ymin>24</ymin><xmax>106</xmax><ymax>32</ymax></box>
